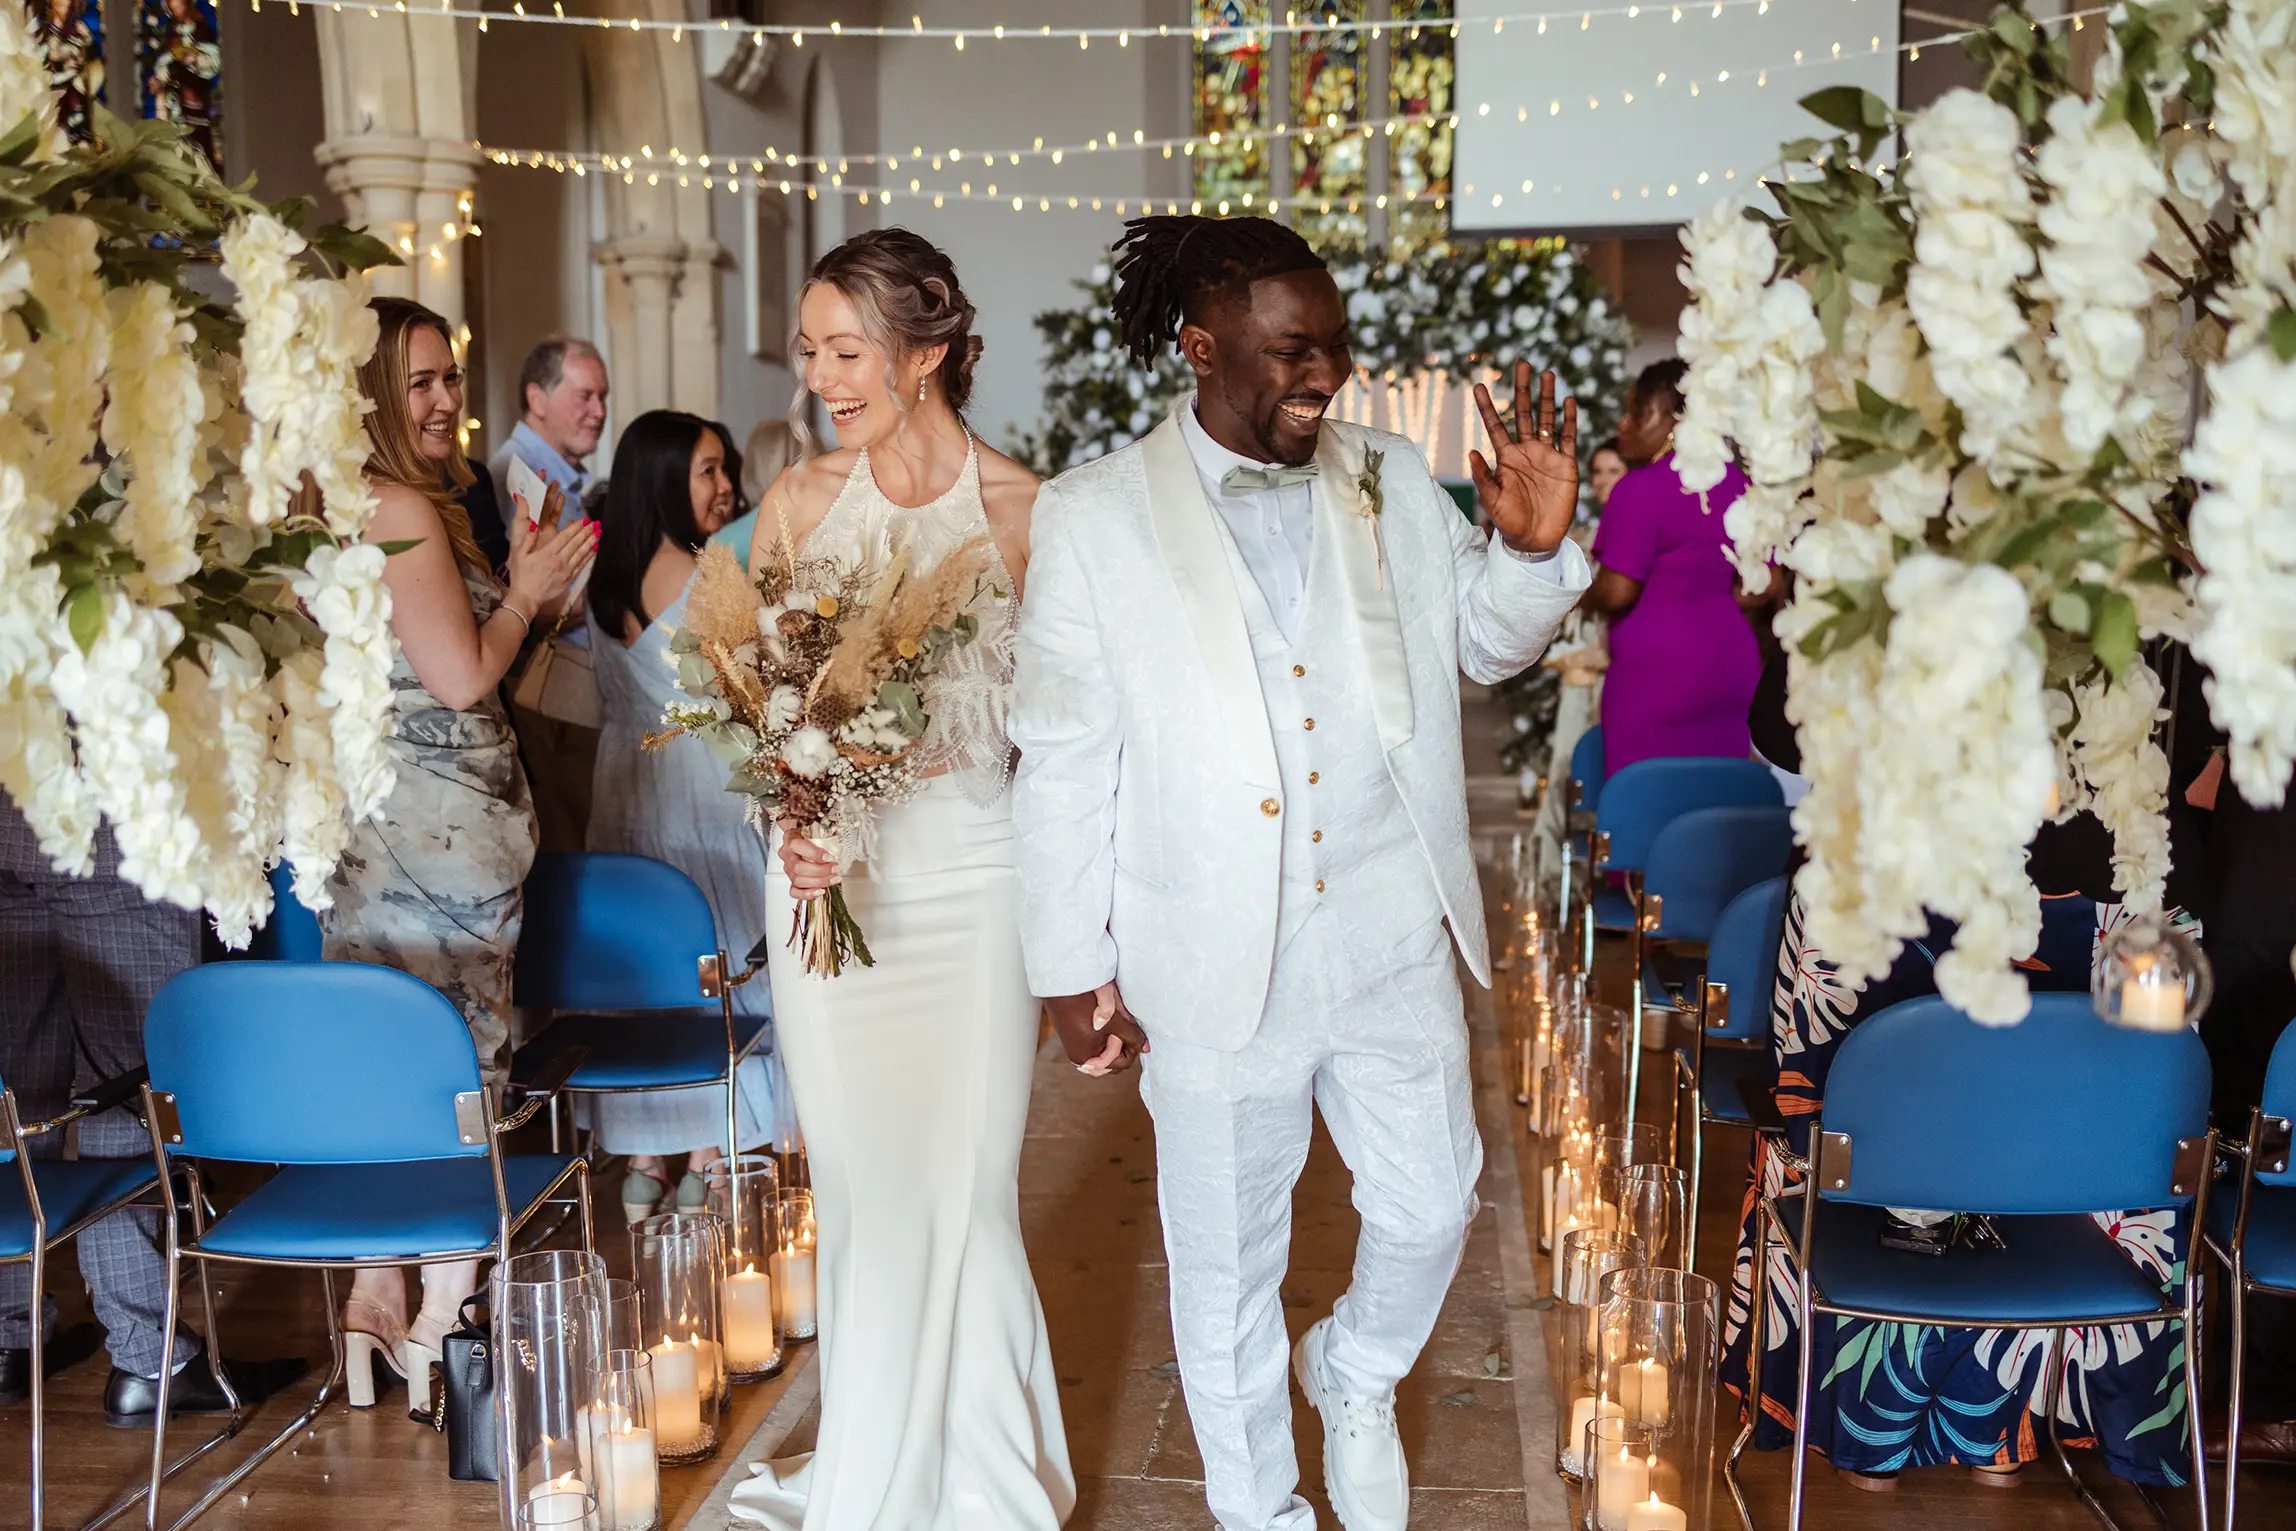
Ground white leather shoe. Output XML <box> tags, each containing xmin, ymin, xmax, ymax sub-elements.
<box><xmin>1293</xmin><ymin>1318</ymin><xmax>1409</xmax><ymax>1531</ymax></box>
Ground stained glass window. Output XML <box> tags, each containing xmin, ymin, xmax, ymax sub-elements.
<box><xmin>1193</xmin><ymin>0</ymin><xmax>1454</xmax><ymax>258</ymax></box>
<box><xmin>140</xmin><ymin>0</ymin><xmax>221</xmax><ymax>170</ymax></box>
<box><xmin>27</xmin><ymin>0</ymin><xmax>104</xmax><ymax>145</ymax></box>
<box><xmin>1192</xmin><ymin>0</ymin><xmax>1267</xmax><ymax>214</ymax></box>
<box><xmin>1389</xmin><ymin>1</ymin><xmax>1455</xmax><ymax>254</ymax></box>
<box><xmin>1290</xmin><ymin>1</ymin><xmax>1366</xmax><ymax>253</ymax></box>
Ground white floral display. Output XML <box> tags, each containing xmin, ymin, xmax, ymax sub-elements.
<box><xmin>0</xmin><ymin>2</ymin><xmax>401</xmax><ymax>943</ymax></box>
<box><xmin>1674</xmin><ymin>5</ymin><xmax>2296</xmax><ymax>1022</ymax></box>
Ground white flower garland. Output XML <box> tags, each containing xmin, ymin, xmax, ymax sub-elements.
<box><xmin>2065</xmin><ymin>660</ymin><xmax>2172</xmax><ymax>914</ymax></box>
<box><xmin>273</xmin><ymin>647</ymin><xmax>351</xmax><ymax>910</ymax></box>
<box><xmin>1904</xmin><ymin>90</ymin><xmax>2040</xmax><ymax>472</ymax></box>
<box><xmin>0</xmin><ymin>565</ymin><xmax>96</xmax><ymax>873</ymax></box>
<box><xmin>0</xmin><ymin>217</ymin><xmax>108</xmax><ymax>574</ymax></box>
<box><xmin>0</xmin><ymin>6</ymin><xmax>63</xmax><ymax>161</ymax></box>
<box><xmin>100</xmin><ymin>283</ymin><xmax>207</xmax><ymax>587</ymax></box>
<box><xmin>2033</xmin><ymin>95</ymin><xmax>2170</xmax><ymax>461</ymax></box>
<box><xmin>221</xmin><ymin>214</ymin><xmax>381</xmax><ymax>536</ymax></box>
<box><xmin>46</xmin><ymin>593</ymin><xmax>205</xmax><ymax>909</ymax></box>
<box><xmin>290</xmin><ymin>543</ymin><xmax>398</xmax><ymax>824</ymax></box>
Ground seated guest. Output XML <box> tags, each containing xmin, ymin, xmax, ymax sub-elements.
<box><xmin>1720</xmin><ymin>819</ymin><xmax>2200</xmax><ymax>1491</ymax></box>
<box><xmin>330</xmin><ymin>298</ymin><xmax>597</xmax><ymax>1414</ymax></box>
<box><xmin>1578</xmin><ymin>360</ymin><xmax>1762</xmax><ymax>776</ymax></box>
<box><xmin>585</xmin><ymin>410</ymin><xmax>778</xmax><ymax>1223</ymax></box>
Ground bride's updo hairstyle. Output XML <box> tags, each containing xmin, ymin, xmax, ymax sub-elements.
<box><xmin>792</xmin><ymin>228</ymin><xmax>983</xmax><ymax>447</ymax></box>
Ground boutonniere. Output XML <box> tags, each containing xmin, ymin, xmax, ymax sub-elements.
<box><xmin>1356</xmin><ymin>447</ymin><xmax>1387</xmax><ymax>590</ymax></box>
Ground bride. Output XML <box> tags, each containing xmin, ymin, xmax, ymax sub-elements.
<box><xmin>730</xmin><ymin>228</ymin><xmax>1075</xmax><ymax>1531</ymax></box>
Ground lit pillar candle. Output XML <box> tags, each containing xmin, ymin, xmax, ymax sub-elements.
<box><xmin>1563</xmin><ymin>1393</ymin><xmax>1624</xmax><ymax>1476</ymax></box>
<box><xmin>1625</xmin><ymin>1492</ymin><xmax>1687</xmax><ymax>1531</ymax></box>
<box><xmin>524</xmin><ymin>1472</ymin><xmax>591</xmax><ymax>1524</ymax></box>
<box><xmin>722</xmin><ymin>1265</ymin><xmax>777</xmax><ymax>1370</ymax></box>
<box><xmin>1622</xmin><ymin>1357</ymin><xmax>1670</xmax><ymax>1427</ymax></box>
<box><xmin>689</xmin><ymin>1331</ymin><xmax>722</xmax><ymax>1393</ymax></box>
<box><xmin>598</xmin><ymin>1421</ymin><xmax>659</xmax><ymax>1531</ymax></box>
<box><xmin>1595</xmin><ymin>1445</ymin><xmax>1651</xmax><ymax>1529</ymax></box>
<box><xmin>2118</xmin><ymin>974</ymin><xmax>2185</xmax><ymax>1030</ymax></box>
<box><xmin>773</xmin><ymin>1247</ymin><xmax>817</xmax><ymax>1337</ymax></box>
<box><xmin>648</xmin><ymin>1339</ymin><xmax>703</xmax><ymax>1453</ymax></box>
<box><xmin>1540</xmin><ymin>1164</ymin><xmax>1556</xmax><ymax>1247</ymax></box>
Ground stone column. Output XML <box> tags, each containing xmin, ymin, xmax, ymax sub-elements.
<box><xmin>315</xmin><ymin>136</ymin><xmax>484</xmax><ymax>327</ymax></box>
<box><xmin>595</xmin><ymin>232</ymin><xmax>688</xmax><ymax>418</ymax></box>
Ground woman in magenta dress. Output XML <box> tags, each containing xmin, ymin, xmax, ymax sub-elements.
<box><xmin>1580</xmin><ymin>359</ymin><xmax>1762</xmax><ymax>775</ymax></box>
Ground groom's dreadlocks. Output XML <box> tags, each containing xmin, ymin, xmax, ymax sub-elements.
<box><xmin>1109</xmin><ymin>215</ymin><xmax>1326</xmax><ymax>369</ymax></box>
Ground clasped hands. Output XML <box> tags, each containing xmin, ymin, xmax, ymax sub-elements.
<box><xmin>1046</xmin><ymin>983</ymin><xmax>1149</xmax><ymax>1077</ymax></box>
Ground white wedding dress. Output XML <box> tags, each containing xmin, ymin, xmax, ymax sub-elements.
<box><xmin>729</xmin><ymin>443</ymin><xmax>1076</xmax><ymax>1531</ymax></box>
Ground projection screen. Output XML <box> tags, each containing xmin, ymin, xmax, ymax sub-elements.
<box><xmin>1449</xmin><ymin>0</ymin><xmax>1901</xmax><ymax>236</ymax></box>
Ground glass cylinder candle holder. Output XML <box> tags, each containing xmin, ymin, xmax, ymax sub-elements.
<box><xmin>703</xmin><ymin>1154</ymin><xmax>784</xmax><ymax>1382</ymax></box>
<box><xmin>1583</xmin><ymin>1415</ymin><xmax>1666</xmax><ymax>1531</ymax></box>
<box><xmin>584</xmin><ymin>1350</ymin><xmax>661</xmax><ymax>1531</ymax></box>
<box><xmin>498</xmin><ymin>1250</ymin><xmax>610</xmax><ymax>1531</ymax></box>
<box><xmin>1554</xmin><ymin>1228</ymin><xmax>1647</xmax><ymax>1480</ymax></box>
<box><xmin>2094</xmin><ymin>912</ymin><xmax>2212</xmax><ymax>1031</ymax></box>
<box><xmin>634</xmin><ymin>1212</ymin><xmax>727</xmax><ymax>1462</ymax></box>
<box><xmin>774</xmin><ymin>1187</ymin><xmax>819</xmax><ymax>1342</ymax></box>
<box><xmin>1624</xmin><ymin>1165</ymin><xmax>1689</xmax><ymax>1271</ymax></box>
<box><xmin>1596</xmin><ymin>1267</ymin><xmax>1720</xmax><ymax>1531</ymax></box>
<box><xmin>602</xmin><ymin>1278</ymin><xmax>643</xmax><ymax>1354</ymax></box>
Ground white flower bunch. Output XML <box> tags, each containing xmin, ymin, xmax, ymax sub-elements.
<box><xmin>162</xmin><ymin>638</ymin><xmax>281</xmax><ymax>947</ymax></box>
<box><xmin>0</xmin><ymin>564</ymin><xmax>96</xmax><ymax>873</ymax></box>
<box><xmin>1905</xmin><ymin>91</ymin><xmax>2040</xmax><ymax>470</ymax></box>
<box><xmin>2033</xmin><ymin>95</ymin><xmax>2170</xmax><ymax>460</ymax></box>
<box><xmin>0</xmin><ymin>4</ymin><xmax>63</xmax><ymax>161</ymax></box>
<box><xmin>222</xmin><ymin>213</ymin><xmax>380</xmax><ymax>535</ymax></box>
<box><xmin>290</xmin><ymin>543</ymin><xmax>398</xmax><ymax>823</ymax></box>
<box><xmin>1673</xmin><ymin>200</ymin><xmax>1824</xmax><ymax>583</ymax></box>
<box><xmin>100</xmin><ymin>282</ymin><xmax>208</xmax><ymax>586</ymax></box>
<box><xmin>272</xmin><ymin>648</ymin><xmax>351</xmax><ymax>911</ymax></box>
<box><xmin>47</xmin><ymin>593</ymin><xmax>205</xmax><ymax>909</ymax></box>
<box><xmin>0</xmin><ymin>217</ymin><xmax>109</xmax><ymax>574</ymax></box>
<box><xmin>2064</xmin><ymin>660</ymin><xmax>2171</xmax><ymax>913</ymax></box>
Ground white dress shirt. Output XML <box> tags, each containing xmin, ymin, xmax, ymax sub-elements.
<box><xmin>1177</xmin><ymin>399</ymin><xmax>1567</xmax><ymax>645</ymax></box>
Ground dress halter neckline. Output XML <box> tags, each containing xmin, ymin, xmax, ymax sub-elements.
<box><xmin>846</xmin><ymin>434</ymin><xmax>979</xmax><ymax>514</ymax></box>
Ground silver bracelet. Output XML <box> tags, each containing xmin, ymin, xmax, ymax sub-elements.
<box><xmin>499</xmin><ymin>602</ymin><xmax>533</xmax><ymax>634</ymax></box>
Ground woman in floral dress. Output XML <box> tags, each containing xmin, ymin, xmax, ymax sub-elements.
<box><xmin>1722</xmin><ymin>841</ymin><xmax>2199</xmax><ymax>1491</ymax></box>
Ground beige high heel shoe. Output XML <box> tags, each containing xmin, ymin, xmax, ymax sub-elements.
<box><xmin>342</xmin><ymin>1293</ymin><xmax>409</xmax><ymax>1411</ymax></box>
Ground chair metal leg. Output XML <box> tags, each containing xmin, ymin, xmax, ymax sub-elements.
<box><xmin>1626</xmin><ymin>888</ymin><xmax>1647</xmax><ymax>1119</ymax></box>
<box><xmin>28</xmin><ymin>1227</ymin><xmax>47</xmax><ymax>1531</ymax></box>
<box><xmin>2183</xmin><ymin>1247</ymin><xmax>2211</xmax><ymax>1531</ymax></box>
<box><xmin>143</xmin><ymin>1239</ymin><xmax>181</xmax><ymax>1531</ymax></box>
<box><xmin>548</xmin><ymin>1093</ymin><xmax>565</xmax><ymax>1155</ymax></box>
<box><xmin>1785</xmin><ymin>1279</ymin><xmax>1817</xmax><ymax>1531</ymax></box>
<box><xmin>1688</xmin><ymin>1112</ymin><xmax>1708</xmax><ymax>1280</ymax></box>
<box><xmin>2226</xmin><ymin>1259</ymin><xmax>2249</xmax><ymax>1531</ymax></box>
<box><xmin>1724</xmin><ymin>1181</ymin><xmax>1768</xmax><ymax>1531</ymax></box>
<box><xmin>2041</xmin><ymin>1326</ymin><xmax>2123</xmax><ymax>1531</ymax></box>
<box><xmin>149</xmin><ymin>1296</ymin><xmax>346</xmax><ymax>1531</ymax></box>
<box><xmin>575</xmin><ymin>1159</ymin><xmax>595</xmax><ymax>1255</ymax></box>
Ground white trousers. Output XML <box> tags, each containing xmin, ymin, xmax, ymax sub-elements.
<box><xmin>1139</xmin><ymin>908</ymin><xmax>1484</xmax><ymax>1531</ymax></box>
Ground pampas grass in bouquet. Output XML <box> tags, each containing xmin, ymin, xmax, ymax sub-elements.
<box><xmin>652</xmin><ymin>536</ymin><xmax>999</xmax><ymax>976</ymax></box>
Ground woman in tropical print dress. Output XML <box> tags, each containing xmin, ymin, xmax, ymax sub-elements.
<box><xmin>1720</xmin><ymin>878</ymin><xmax>2199</xmax><ymax>1490</ymax></box>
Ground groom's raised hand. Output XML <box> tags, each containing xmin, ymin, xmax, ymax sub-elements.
<box><xmin>1470</xmin><ymin>362</ymin><xmax>1579</xmax><ymax>557</ymax></box>
<box><xmin>1047</xmin><ymin>983</ymin><xmax>1150</xmax><ymax>1077</ymax></box>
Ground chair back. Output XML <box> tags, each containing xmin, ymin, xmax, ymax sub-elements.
<box><xmin>1703</xmin><ymin>876</ymin><xmax>1791</xmax><ymax>1043</ymax></box>
<box><xmin>1594</xmin><ymin>757</ymin><xmax>1784</xmax><ymax>873</ymax></box>
<box><xmin>1644</xmin><ymin>807</ymin><xmax>1795</xmax><ymax>942</ymax></box>
<box><xmin>2262</xmin><ymin>1014</ymin><xmax>2296</xmax><ymax>1188</ymax></box>
<box><xmin>1570</xmin><ymin>725</ymin><xmax>1607</xmax><ymax>814</ymax></box>
<box><xmin>143</xmin><ymin>962</ymin><xmax>487</xmax><ymax>1164</ymax></box>
<box><xmin>243</xmin><ymin>864</ymin><xmax>325</xmax><ymax>962</ymax></box>
<box><xmin>1819</xmin><ymin>993</ymin><xmax>2209</xmax><ymax>1214</ymax></box>
<box><xmin>514</xmin><ymin>852</ymin><xmax>720</xmax><ymax>1013</ymax></box>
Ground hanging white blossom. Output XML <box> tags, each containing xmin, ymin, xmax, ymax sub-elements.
<box><xmin>291</xmin><ymin>543</ymin><xmax>398</xmax><ymax>823</ymax></box>
<box><xmin>100</xmin><ymin>282</ymin><xmax>208</xmax><ymax>586</ymax></box>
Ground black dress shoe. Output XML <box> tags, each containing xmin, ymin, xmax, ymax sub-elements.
<box><xmin>102</xmin><ymin>1356</ymin><xmax>309</xmax><ymax>1429</ymax></box>
<box><xmin>0</xmin><ymin>1323</ymin><xmax>105</xmax><ymax>1406</ymax></box>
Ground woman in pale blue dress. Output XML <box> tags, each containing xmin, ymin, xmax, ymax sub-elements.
<box><xmin>586</xmin><ymin>410</ymin><xmax>780</xmax><ymax>1222</ymax></box>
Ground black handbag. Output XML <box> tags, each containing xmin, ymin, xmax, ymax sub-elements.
<box><xmin>439</xmin><ymin>1293</ymin><xmax>500</xmax><ymax>1482</ymax></box>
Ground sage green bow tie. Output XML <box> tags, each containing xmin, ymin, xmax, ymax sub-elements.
<box><xmin>1220</xmin><ymin>462</ymin><xmax>1320</xmax><ymax>496</ymax></box>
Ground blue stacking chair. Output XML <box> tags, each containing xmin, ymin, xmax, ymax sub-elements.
<box><xmin>1557</xmin><ymin>726</ymin><xmax>1607</xmax><ymax>973</ymax></box>
<box><xmin>1729</xmin><ymin>994</ymin><xmax>2213</xmax><ymax>1531</ymax></box>
<box><xmin>508</xmin><ymin>853</ymin><xmax>770</xmax><ymax>1178</ymax></box>
<box><xmin>1591</xmin><ymin>758</ymin><xmax>1785</xmax><ymax>1108</ymax></box>
<box><xmin>2199</xmin><ymin>1014</ymin><xmax>2296</xmax><ymax>1529</ymax></box>
<box><xmin>1669</xmin><ymin>873</ymin><xmax>1792</xmax><ymax>1273</ymax></box>
<box><xmin>138</xmin><ymin>962</ymin><xmax>591</xmax><ymax>1530</ymax></box>
<box><xmin>0</xmin><ymin>1061</ymin><xmax>207</xmax><ymax>1531</ymax></box>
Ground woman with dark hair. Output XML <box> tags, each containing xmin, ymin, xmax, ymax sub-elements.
<box><xmin>332</xmin><ymin>297</ymin><xmax>596</xmax><ymax>1416</ymax></box>
<box><xmin>585</xmin><ymin>411</ymin><xmax>779</xmax><ymax>1222</ymax></box>
<box><xmin>1577</xmin><ymin>358</ymin><xmax>1763</xmax><ymax>774</ymax></box>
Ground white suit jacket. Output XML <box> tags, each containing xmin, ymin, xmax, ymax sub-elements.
<box><xmin>1010</xmin><ymin>408</ymin><xmax>1590</xmax><ymax>1052</ymax></box>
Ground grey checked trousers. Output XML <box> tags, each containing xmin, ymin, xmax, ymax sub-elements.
<box><xmin>0</xmin><ymin>798</ymin><xmax>202</xmax><ymax>1378</ymax></box>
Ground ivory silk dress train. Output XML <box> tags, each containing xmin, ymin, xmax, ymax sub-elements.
<box><xmin>728</xmin><ymin>444</ymin><xmax>1075</xmax><ymax>1531</ymax></box>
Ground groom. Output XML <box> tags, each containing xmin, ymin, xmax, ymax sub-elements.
<box><xmin>1010</xmin><ymin>215</ymin><xmax>1589</xmax><ymax>1531</ymax></box>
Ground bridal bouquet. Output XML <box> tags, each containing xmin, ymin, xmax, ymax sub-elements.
<box><xmin>653</xmin><ymin>538</ymin><xmax>996</xmax><ymax>976</ymax></box>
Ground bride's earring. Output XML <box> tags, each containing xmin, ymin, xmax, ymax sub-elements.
<box><xmin>917</xmin><ymin>376</ymin><xmax>928</xmax><ymax>404</ymax></box>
